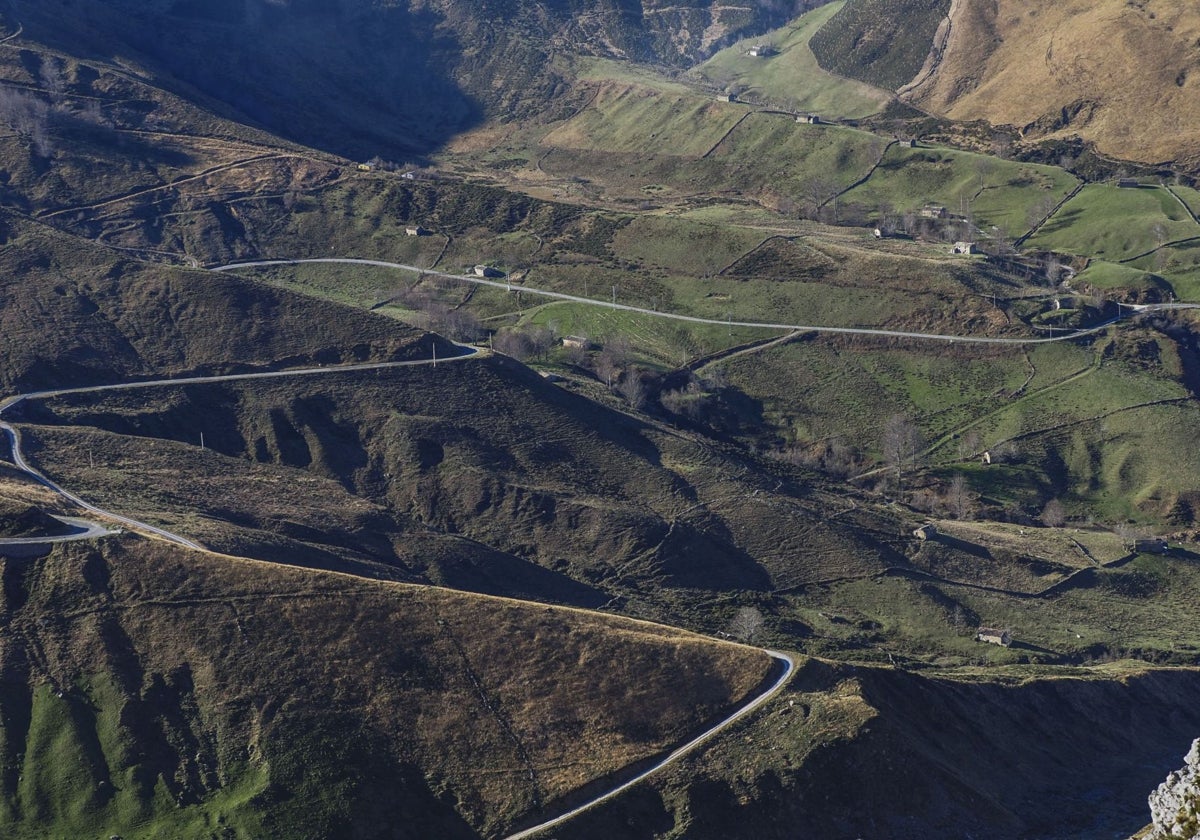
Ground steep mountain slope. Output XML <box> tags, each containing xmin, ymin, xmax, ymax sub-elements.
<box><xmin>899</xmin><ymin>0</ymin><xmax>1200</xmax><ymax>167</ymax></box>
<box><xmin>563</xmin><ymin>661</ymin><xmax>1200</xmax><ymax>840</ymax></box>
<box><xmin>13</xmin><ymin>354</ymin><xmax>905</xmax><ymax>615</ymax></box>
<box><xmin>0</xmin><ymin>219</ymin><xmax>448</xmax><ymax>392</ymax></box>
<box><xmin>12</xmin><ymin>0</ymin><xmax>828</xmax><ymax>159</ymax></box>
<box><xmin>809</xmin><ymin>0</ymin><xmax>950</xmax><ymax>92</ymax></box>
<box><xmin>0</xmin><ymin>536</ymin><xmax>770</xmax><ymax>839</ymax></box>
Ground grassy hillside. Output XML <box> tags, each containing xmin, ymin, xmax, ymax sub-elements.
<box><xmin>695</xmin><ymin>1</ymin><xmax>893</xmax><ymax>119</ymax></box>
<box><xmin>1029</xmin><ymin>184</ymin><xmax>1200</xmax><ymax>263</ymax></box>
<box><xmin>809</xmin><ymin>0</ymin><xmax>951</xmax><ymax>91</ymax></box>
<box><xmin>721</xmin><ymin>327</ymin><xmax>1200</xmax><ymax>527</ymax></box>
<box><xmin>840</xmin><ymin>142</ymin><xmax>1080</xmax><ymax>238</ymax></box>
<box><xmin>903</xmin><ymin>0</ymin><xmax>1200</xmax><ymax>168</ymax></box>
<box><xmin>14</xmin><ymin>355</ymin><xmax>904</xmax><ymax>619</ymax></box>
<box><xmin>13</xmin><ymin>0</ymin><xmax>822</xmax><ymax>161</ymax></box>
<box><xmin>0</xmin><ymin>220</ymin><xmax>446</xmax><ymax>392</ymax></box>
<box><xmin>0</xmin><ymin>537</ymin><xmax>770</xmax><ymax>839</ymax></box>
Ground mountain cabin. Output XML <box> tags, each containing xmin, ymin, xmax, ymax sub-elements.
<box><xmin>976</xmin><ymin>628</ymin><xmax>1012</xmax><ymax>647</ymax></box>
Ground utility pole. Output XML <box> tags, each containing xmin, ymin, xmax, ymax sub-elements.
<box><xmin>200</xmin><ymin>432</ymin><xmax>205</xmax><ymax>451</ymax></box>
<box><xmin>612</xmin><ymin>285</ymin><xmax>616</xmax><ymax>306</ymax></box>
<box><xmin>433</xmin><ymin>343</ymin><xmax>437</xmax><ymax>367</ymax></box>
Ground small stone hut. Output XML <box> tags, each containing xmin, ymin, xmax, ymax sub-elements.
<box><xmin>976</xmin><ymin>627</ymin><xmax>1012</xmax><ymax>647</ymax></box>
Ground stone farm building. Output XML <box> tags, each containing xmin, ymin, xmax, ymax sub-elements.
<box><xmin>976</xmin><ymin>628</ymin><xmax>1012</xmax><ymax>647</ymax></box>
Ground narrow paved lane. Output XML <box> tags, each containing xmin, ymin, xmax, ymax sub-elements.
<box><xmin>502</xmin><ymin>648</ymin><xmax>795</xmax><ymax>840</ymax></box>
<box><xmin>0</xmin><ymin>346</ymin><xmax>485</xmax><ymax>551</ymax></box>
<box><xmin>0</xmin><ymin>515</ymin><xmax>115</xmax><ymax>547</ymax></box>
<box><xmin>212</xmin><ymin>257</ymin><xmax>1169</xmax><ymax>346</ymax></box>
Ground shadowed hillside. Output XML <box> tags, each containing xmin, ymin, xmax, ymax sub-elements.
<box><xmin>555</xmin><ymin>659</ymin><xmax>1200</xmax><ymax>839</ymax></box>
<box><xmin>14</xmin><ymin>355</ymin><xmax>904</xmax><ymax>616</ymax></box>
<box><xmin>0</xmin><ymin>219</ymin><xmax>452</xmax><ymax>391</ymax></box>
<box><xmin>12</xmin><ymin>0</ymin><xmax>830</xmax><ymax>159</ymax></box>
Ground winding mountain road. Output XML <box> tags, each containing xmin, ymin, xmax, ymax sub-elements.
<box><xmin>502</xmin><ymin>648</ymin><xmax>795</xmax><ymax>840</ymax></box>
<box><xmin>0</xmin><ymin>340</ymin><xmax>794</xmax><ymax>836</ymax></box>
<box><xmin>0</xmin><ymin>346</ymin><xmax>485</xmax><ymax>551</ymax></box>
<box><xmin>213</xmin><ymin>257</ymin><xmax>1198</xmax><ymax>346</ymax></box>
<box><xmin>1</xmin><ymin>418</ymin><xmax>202</xmax><ymax>549</ymax></box>
<box><xmin>0</xmin><ymin>515</ymin><xmax>115</xmax><ymax>547</ymax></box>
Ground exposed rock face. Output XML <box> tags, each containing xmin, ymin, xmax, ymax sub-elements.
<box><xmin>1147</xmin><ymin>739</ymin><xmax>1200</xmax><ymax>839</ymax></box>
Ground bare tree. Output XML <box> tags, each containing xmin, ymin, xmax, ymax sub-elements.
<box><xmin>947</xmin><ymin>474</ymin><xmax>975</xmax><ymax>520</ymax></box>
<box><xmin>617</xmin><ymin>369</ymin><xmax>648</xmax><ymax>408</ymax></box>
<box><xmin>1040</xmin><ymin>498</ymin><xmax>1067</xmax><ymax>528</ymax></box>
<box><xmin>39</xmin><ymin>56</ymin><xmax>66</xmax><ymax>106</ymax></box>
<box><xmin>957</xmin><ymin>428</ymin><xmax>982</xmax><ymax>460</ymax></box>
<box><xmin>729</xmin><ymin>606</ymin><xmax>765</xmax><ymax>643</ymax></box>
<box><xmin>882</xmin><ymin>414</ymin><xmax>923</xmax><ymax>490</ymax></box>
<box><xmin>974</xmin><ymin>155</ymin><xmax>998</xmax><ymax>190</ymax></box>
<box><xmin>563</xmin><ymin>338</ymin><xmax>590</xmax><ymax>367</ymax></box>
<box><xmin>1152</xmin><ymin>222</ymin><xmax>1169</xmax><ymax>249</ymax></box>
<box><xmin>1026</xmin><ymin>194</ymin><xmax>1059</xmax><ymax>235</ymax></box>
<box><xmin>525</xmin><ymin>325</ymin><xmax>556</xmax><ymax>360</ymax></box>
<box><xmin>605</xmin><ymin>335</ymin><xmax>632</xmax><ymax>368</ymax></box>
<box><xmin>593</xmin><ymin>348</ymin><xmax>621</xmax><ymax>388</ymax></box>
<box><xmin>492</xmin><ymin>329</ymin><xmax>534</xmax><ymax>360</ymax></box>
<box><xmin>0</xmin><ymin>87</ymin><xmax>52</xmax><ymax>156</ymax></box>
<box><xmin>1044</xmin><ymin>256</ymin><xmax>1064</xmax><ymax>286</ymax></box>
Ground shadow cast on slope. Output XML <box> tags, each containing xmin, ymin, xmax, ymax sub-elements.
<box><xmin>19</xmin><ymin>0</ymin><xmax>484</xmax><ymax>160</ymax></box>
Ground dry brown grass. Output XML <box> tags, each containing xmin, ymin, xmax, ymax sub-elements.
<box><xmin>907</xmin><ymin>0</ymin><xmax>1200</xmax><ymax>166</ymax></box>
<box><xmin>2</xmin><ymin>537</ymin><xmax>771</xmax><ymax>835</ymax></box>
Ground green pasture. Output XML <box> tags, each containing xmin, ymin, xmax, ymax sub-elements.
<box><xmin>540</xmin><ymin>81</ymin><xmax>746</xmax><ymax>157</ymax></box>
<box><xmin>524</xmin><ymin>301</ymin><xmax>783</xmax><ymax>368</ymax></box>
<box><xmin>608</xmin><ymin>216</ymin><xmax>767</xmax><ymax>276</ymax></box>
<box><xmin>842</xmin><ymin>145</ymin><xmax>1079</xmax><ymax>238</ymax></box>
<box><xmin>1125</xmin><ymin>238</ymin><xmax>1200</xmax><ymax>301</ymax></box>
<box><xmin>695</xmin><ymin>1</ymin><xmax>892</xmax><ymax>120</ymax></box>
<box><xmin>706</xmin><ymin>115</ymin><xmax>886</xmax><ymax>197</ymax></box>
<box><xmin>1029</xmin><ymin>184</ymin><xmax>1200</xmax><ymax>261</ymax></box>
<box><xmin>789</xmin><ymin>550</ymin><xmax>1200</xmax><ymax>666</ymax></box>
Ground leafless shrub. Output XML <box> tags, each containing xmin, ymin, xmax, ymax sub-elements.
<box><xmin>882</xmin><ymin>413</ymin><xmax>923</xmax><ymax>487</ymax></box>
<box><xmin>0</xmin><ymin>87</ymin><xmax>52</xmax><ymax>156</ymax></box>
<box><xmin>729</xmin><ymin>606</ymin><xmax>764</xmax><ymax>643</ymax></box>
<box><xmin>39</xmin><ymin>56</ymin><xmax>66</xmax><ymax>106</ymax></box>
<box><xmin>492</xmin><ymin>328</ymin><xmax>535</xmax><ymax>360</ymax></box>
<box><xmin>1040</xmin><ymin>498</ymin><xmax>1067</xmax><ymax>528</ymax></box>
<box><xmin>617</xmin><ymin>368</ymin><xmax>648</xmax><ymax>409</ymax></box>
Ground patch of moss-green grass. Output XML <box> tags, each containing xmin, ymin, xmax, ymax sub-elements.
<box><xmin>842</xmin><ymin>144</ymin><xmax>1079</xmax><ymax>238</ymax></box>
<box><xmin>1029</xmin><ymin>184</ymin><xmax>1200</xmax><ymax>262</ymax></box>
<box><xmin>695</xmin><ymin>1</ymin><xmax>893</xmax><ymax>119</ymax></box>
<box><xmin>2</xmin><ymin>679</ymin><xmax>268</xmax><ymax>840</ymax></box>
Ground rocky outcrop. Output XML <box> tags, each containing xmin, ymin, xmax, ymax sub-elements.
<box><xmin>1146</xmin><ymin>739</ymin><xmax>1200</xmax><ymax>839</ymax></box>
